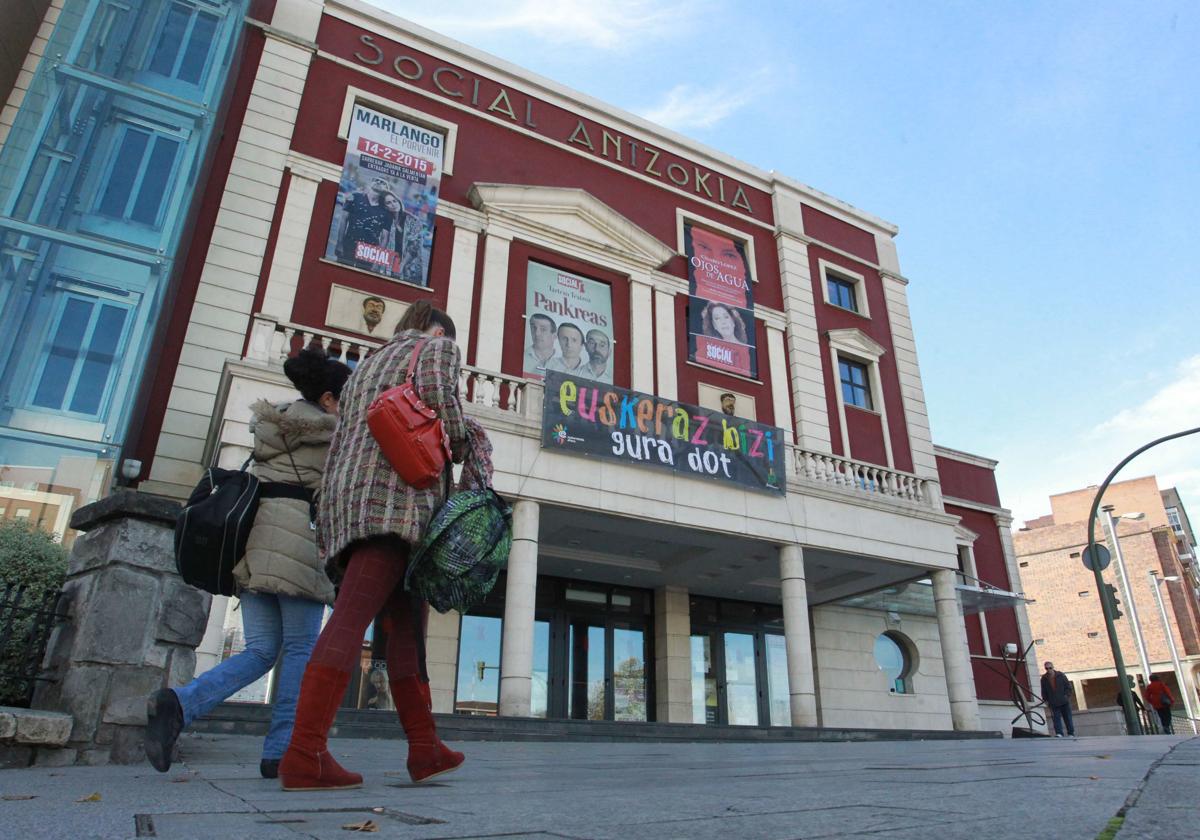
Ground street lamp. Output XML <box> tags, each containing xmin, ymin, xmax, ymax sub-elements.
<box><xmin>1101</xmin><ymin>507</ymin><xmax>1153</xmax><ymax>685</ymax></box>
<box><xmin>1147</xmin><ymin>571</ymin><xmax>1199</xmax><ymax>735</ymax></box>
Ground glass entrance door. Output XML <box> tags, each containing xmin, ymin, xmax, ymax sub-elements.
<box><xmin>568</xmin><ymin>620</ymin><xmax>606</xmax><ymax>720</ymax></box>
<box><xmin>723</xmin><ymin>632</ymin><xmax>760</xmax><ymax>726</ymax></box>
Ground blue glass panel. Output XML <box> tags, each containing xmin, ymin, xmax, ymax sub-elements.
<box><xmin>69</xmin><ymin>304</ymin><xmax>128</xmax><ymax>415</ymax></box>
<box><xmin>179</xmin><ymin>11</ymin><xmax>219</xmax><ymax>84</ymax></box>
<box><xmin>32</xmin><ymin>298</ymin><xmax>93</xmax><ymax>409</ymax></box>
<box><xmin>874</xmin><ymin>634</ymin><xmax>905</xmax><ymax>688</ymax></box>
<box><xmin>130</xmin><ymin>136</ymin><xmax>180</xmax><ymax>225</ymax></box>
<box><xmin>98</xmin><ymin>129</ymin><xmax>149</xmax><ymax>218</ymax></box>
<box><xmin>148</xmin><ymin>3</ymin><xmax>191</xmax><ymax>76</ymax></box>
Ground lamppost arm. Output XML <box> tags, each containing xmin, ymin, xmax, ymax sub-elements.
<box><xmin>1085</xmin><ymin>426</ymin><xmax>1200</xmax><ymax>735</ymax></box>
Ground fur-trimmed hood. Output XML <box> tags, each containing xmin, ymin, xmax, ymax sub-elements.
<box><xmin>250</xmin><ymin>398</ymin><xmax>337</xmax><ymax>449</ymax></box>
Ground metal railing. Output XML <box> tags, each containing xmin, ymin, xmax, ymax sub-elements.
<box><xmin>0</xmin><ymin>582</ymin><xmax>65</xmax><ymax>708</ymax></box>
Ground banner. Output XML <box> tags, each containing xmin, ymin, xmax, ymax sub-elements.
<box><xmin>541</xmin><ymin>371</ymin><xmax>785</xmax><ymax>495</ymax></box>
<box><xmin>523</xmin><ymin>262</ymin><xmax>613</xmax><ymax>383</ymax></box>
<box><xmin>325</xmin><ymin>105</ymin><xmax>443</xmax><ymax>285</ymax></box>
<box><xmin>685</xmin><ymin>223</ymin><xmax>757</xmax><ymax>378</ymax></box>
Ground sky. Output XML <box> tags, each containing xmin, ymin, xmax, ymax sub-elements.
<box><xmin>371</xmin><ymin>0</ymin><xmax>1199</xmax><ymax>524</ymax></box>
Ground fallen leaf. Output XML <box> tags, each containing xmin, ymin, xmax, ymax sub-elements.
<box><xmin>170</xmin><ymin>775</ymin><xmax>192</xmax><ymax>783</ymax></box>
<box><xmin>371</xmin><ymin>807</ymin><xmax>384</xmax><ymax>813</ymax></box>
<box><xmin>1</xmin><ymin>795</ymin><xmax>36</xmax><ymax>801</ymax></box>
<box><xmin>77</xmin><ymin>792</ymin><xmax>102</xmax><ymax>803</ymax></box>
<box><xmin>341</xmin><ymin>820</ymin><xmax>379</xmax><ymax>832</ymax></box>
<box><xmin>1089</xmin><ymin>775</ymin><xmax>1100</xmax><ymax>780</ymax></box>
<box><xmin>1095</xmin><ymin>755</ymin><xmax>1112</xmax><ymax>760</ymax></box>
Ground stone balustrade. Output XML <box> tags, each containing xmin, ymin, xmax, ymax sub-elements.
<box><xmin>790</xmin><ymin>448</ymin><xmax>932</xmax><ymax>506</ymax></box>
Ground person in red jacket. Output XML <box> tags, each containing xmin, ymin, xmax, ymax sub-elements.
<box><xmin>1144</xmin><ymin>674</ymin><xmax>1176</xmax><ymax>734</ymax></box>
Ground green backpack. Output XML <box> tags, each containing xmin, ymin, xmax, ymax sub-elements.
<box><xmin>406</xmin><ymin>488</ymin><xmax>513</xmax><ymax>614</ymax></box>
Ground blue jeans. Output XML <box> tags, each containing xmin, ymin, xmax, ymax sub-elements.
<box><xmin>173</xmin><ymin>591</ymin><xmax>324</xmax><ymax>759</ymax></box>
<box><xmin>1050</xmin><ymin>703</ymin><xmax>1075</xmax><ymax>736</ymax></box>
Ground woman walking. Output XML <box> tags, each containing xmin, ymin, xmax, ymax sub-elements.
<box><xmin>145</xmin><ymin>348</ymin><xmax>351</xmax><ymax>778</ymax></box>
<box><xmin>279</xmin><ymin>300</ymin><xmax>469</xmax><ymax>791</ymax></box>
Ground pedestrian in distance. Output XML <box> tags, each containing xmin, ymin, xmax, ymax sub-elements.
<box><xmin>1040</xmin><ymin>660</ymin><xmax>1076</xmax><ymax>737</ymax></box>
<box><xmin>144</xmin><ymin>348</ymin><xmax>351</xmax><ymax>778</ymax></box>
<box><xmin>1144</xmin><ymin>674</ymin><xmax>1175</xmax><ymax>734</ymax></box>
<box><xmin>279</xmin><ymin>300</ymin><xmax>473</xmax><ymax>791</ymax></box>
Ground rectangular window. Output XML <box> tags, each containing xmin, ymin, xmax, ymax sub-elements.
<box><xmin>838</xmin><ymin>357</ymin><xmax>873</xmax><ymax>410</ymax></box>
<box><xmin>1167</xmin><ymin>507</ymin><xmax>1184</xmax><ymax>535</ymax></box>
<box><xmin>30</xmin><ymin>292</ymin><xmax>132</xmax><ymax>418</ymax></box>
<box><xmin>97</xmin><ymin>124</ymin><xmax>181</xmax><ymax>227</ymax></box>
<box><xmin>147</xmin><ymin>1</ymin><xmax>220</xmax><ymax>86</ymax></box>
<box><xmin>827</xmin><ymin>275</ymin><xmax>858</xmax><ymax>312</ymax></box>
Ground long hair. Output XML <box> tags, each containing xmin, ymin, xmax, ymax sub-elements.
<box><xmin>701</xmin><ymin>301</ymin><xmax>748</xmax><ymax>344</ymax></box>
<box><xmin>396</xmin><ymin>299</ymin><xmax>456</xmax><ymax>338</ymax></box>
<box><xmin>283</xmin><ymin>347</ymin><xmax>353</xmax><ymax>401</ymax></box>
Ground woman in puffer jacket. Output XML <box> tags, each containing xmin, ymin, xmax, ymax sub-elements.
<box><xmin>144</xmin><ymin>348</ymin><xmax>351</xmax><ymax>779</ymax></box>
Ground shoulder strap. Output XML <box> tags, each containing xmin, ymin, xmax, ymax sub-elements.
<box><xmin>405</xmin><ymin>337</ymin><xmax>430</xmax><ymax>384</ymax></box>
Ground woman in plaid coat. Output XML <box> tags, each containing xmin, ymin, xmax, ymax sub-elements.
<box><xmin>280</xmin><ymin>301</ymin><xmax>471</xmax><ymax>792</ymax></box>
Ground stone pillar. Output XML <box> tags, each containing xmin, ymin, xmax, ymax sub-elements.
<box><xmin>629</xmin><ymin>275</ymin><xmax>655</xmax><ymax>392</ymax></box>
<box><xmin>444</xmin><ymin>223</ymin><xmax>482</xmax><ymax>354</ymax></box>
<box><xmin>499</xmin><ymin>500</ymin><xmax>538</xmax><ymax>717</ymax></box>
<box><xmin>932</xmin><ymin>568</ymin><xmax>981</xmax><ymax>731</ymax></box>
<box><xmin>779</xmin><ymin>545</ymin><xmax>818</xmax><ymax>726</ymax></box>
<box><xmin>653</xmin><ymin>289</ymin><xmax>678</xmax><ymax>400</ymax></box>
<box><xmin>425</xmin><ymin>609</ymin><xmax>461</xmax><ymax>714</ymax></box>
<box><xmin>653</xmin><ymin>586</ymin><xmax>691</xmax><ymax>723</ymax></box>
<box><xmin>34</xmin><ymin>491</ymin><xmax>212</xmax><ymax>765</ymax></box>
<box><xmin>473</xmin><ymin>229</ymin><xmax>512</xmax><ymax>371</ymax></box>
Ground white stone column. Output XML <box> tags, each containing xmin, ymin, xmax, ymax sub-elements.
<box><xmin>995</xmin><ymin>514</ymin><xmax>1042</xmax><ymax>703</ymax></box>
<box><xmin>259</xmin><ymin>167</ymin><xmax>321</xmax><ymax>320</ymax></box>
<box><xmin>444</xmin><ymin>223</ymin><xmax>482</xmax><ymax>354</ymax></box>
<box><xmin>472</xmin><ymin>229</ymin><xmax>512</xmax><ymax>371</ymax></box>
<box><xmin>766</xmin><ymin>325</ymin><xmax>793</xmax><ymax>442</ymax></box>
<box><xmin>779</xmin><ymin>545</ymin><xmax>818</xmax><ymax>726</ymax></box>
<box><xmin>630</xmin><ymin>275</ymin><xmax>655</xmax><ymax>392</ymax></box>
<box><xmin>499</xmin><ymin>499</ymin><xmax>539</xmax><ymax>717</ymax></box>
<box><xmin>879</xmin><ymin>267</ymin><xmax>939</xmax><ymax>485</ymax></box>
<box><xmin>653</xmin><ymin>289</ymin><xmax>678</xmax><ymax>400</ymax></box>
<box><xmin>932</xmin><ymin>568</ymin><xmax>981</xmax><ymax>731</ymax></box>
<box><xmin>425</xmin><ymin>609</ymin><xmax>461</xmax><ymax>714</ymax></box>
<box><xmin>654</xmin><ymin>585</ymin><xmax>691</xmax><ymax>723</ymax></box>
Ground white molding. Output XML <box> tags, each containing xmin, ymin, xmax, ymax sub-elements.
<box><xmin>933</xmin><ymin>444</ymin><xmax>999</xmax><ymax>470</ymax></box>
<box><xmin>817</xmin><ymin>258</ymin><xmax>870</xmax><ymax>319</ymax></box>
<box><xmin>954</xmin><ymin>524</ymin><xmax>981</xmax><ymax>544</ymax></box>
<box><xmin>826</xmin><ymin>328</ymin><xmax>886</xmax><ymax>362</ymax></box>
<box><xmin>336</xmin><ymin>84</ymin><xmax>458</xmax><ymax>175</ymax></box>
<box><xmin>766</xmin><ymin>325</ymin><xmax>793</xmax><ymax>443</ymax></box>
<box><xmin>653</xmin><ymin>289</ymin><xmax>678</xmax><ymax>400</ymax></box>
<box><xmin>826</xmin><ymin>329</ymin><xmax>893</xmax><ymax>468</ymax></box>
<box><xmin>674</xmin><ymin>207</ymin><xmax>759</xmax><ymax>284</ymax></box>
<box><xmin>882</xmin><ymin>275</ymin><xmax>938</xmax><ymax>481</ymax></box>
<box><xmin>942</xmin><ymin>494</ymin><xmax>1012</xmax><ymax>519</ymax></box>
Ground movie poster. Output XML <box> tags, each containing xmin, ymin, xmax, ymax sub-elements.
<box><xmin>523</xmin><ymin>262</ymin><xmax>614</xmax><ymax>383</ymax></box>
<box><xmin>325</xmin><ymin>105</ymin><xmax>443</xmax><ymax>286</ymax></box>
<box><xmin>685</xmin><ymin>223</ymin><xmax>758</xmax><ymax>379</ymax></box>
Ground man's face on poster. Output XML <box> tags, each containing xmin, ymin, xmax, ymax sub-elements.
<box><xmin>585</xmin><ymin>330</ymin><xmax>610</xmax><ymax>366</ymax></box>
<box><xmin>720</xmin><ymin>393</ymin><xmax>736</xmax><ymax>415</ymax></box>
<box><xmin>530</xmin><ymin>315</ymin><xmax>556</xmax><ymax>352</ymax></box>
<box><xmin>557</xmin><ymin>324</ymin><xmax>584</xmax><ymax>363</ymax></box>
<box><xmin>369</xmin><ymin>177</ymin><xmax>388</xmax><ymax>199</ymax></box>
<box><xmin>362</xmin><ymin>297</ymin><xmax>385</xmax><ymax>328</ymax></box>
<box><xmin>691</xmin><ymin>227</ymin><xmax>745</xmax><ymax>282</ymax></box>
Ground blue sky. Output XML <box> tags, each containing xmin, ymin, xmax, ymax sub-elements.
<box><xmin>374</xmin><ymin>0</ymin><xmax>1199</xmax><ymax>523</ymax></box>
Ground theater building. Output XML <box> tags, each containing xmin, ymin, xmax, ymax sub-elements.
<box><xmin>126</xmin><ymin>0</ymin><xmax>1037</xmax><ymax>732</ymax></box>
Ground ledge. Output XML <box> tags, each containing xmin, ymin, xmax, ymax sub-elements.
<box><xmin>69</xmin><ymin>489</ymin><xmax>181</xmax><ymax>533</ymax></box>
<box><xmin>0</xmin><ymin>706</ymin><xmax>72</xmax><ymax>747</ymax></box>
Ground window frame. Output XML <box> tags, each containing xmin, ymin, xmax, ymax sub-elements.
<box><xmin>874</xmin><ymin>631</ymin><xmax>916</xmax><ymax>695</ymax></box>
<box><xmin>838</xmin><ymin>356</ymin><xmax>873</xmax><ymax>410</ymax></box>
<box><xmin>818</xmin><ymin>259</ymin><xmax>870</xmax><ymax>318</ymax></box>
<box><xmin>140</xmin><ymin>0</ymin><xmax>225</xmax><ymax>91</ymax></box>
<box><xmin>93</xmin><ymin>118</ymin><xmax>185</xmax><ymax>229</ymax></box>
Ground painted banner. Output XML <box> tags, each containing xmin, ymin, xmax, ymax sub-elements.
<box><xmin>523</xmin><ymin>262</ymin><xmax>614</xmax><ymax>383</ymax></box>
<box><xmin>541</xmin><ymin>371</ymin><xmax>785</xmax><ymax>495</ymax></box>
<box><xmin>685</xmin><ymin>223</ymin><xmax>757</xmax><ymax>378</ymax></box>
<box><xmin>325</xmin><ymin>105</ymin><xmax>443</xmax><ymax>285</ymax></box>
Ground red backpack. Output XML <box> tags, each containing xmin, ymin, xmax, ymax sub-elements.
<box><xmin>366</xmin><ymin>339</ymin><xmax>452</xmax><ymax>489</ymax></box>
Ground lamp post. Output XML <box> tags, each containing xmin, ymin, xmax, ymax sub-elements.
<box><xmin>1102</xmin><ymin>506</ymin><xmax>1153</xmax><ymax>685</ymax></box>
<box><xmin>1147</xmin><ymin>571</ymin><xmax>1198</xmax><ymax>735</ymax></box>
<box><xmin>1084</xmin><ymin>425</ymin><xmax>1200</xmax><ymax>735</ymax></box>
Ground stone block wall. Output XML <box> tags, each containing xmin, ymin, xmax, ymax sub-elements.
<box><xmin>33</xmin><ymin>491</ymin><xmax>211</xmax><ymax>765</ymax></box>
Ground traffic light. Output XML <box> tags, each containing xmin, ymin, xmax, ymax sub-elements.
<box><xmin>1103</xmin><ymin>583</ymin><xmax>1123</xmax><ymax>620</ymax></box>
<box><xmin>476</xmin><ymin>660</ymin><xmax>485</xmax><ymax>680</ymax></box>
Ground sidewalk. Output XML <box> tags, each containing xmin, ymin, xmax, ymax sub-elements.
<box><xmin>0</xmin><ymin>732</ymin><xmax>1194</xmax><ymax>839</ymax></box>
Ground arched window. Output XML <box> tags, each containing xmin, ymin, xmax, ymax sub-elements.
<box><xmin>874</xmin><ymin>632</ymin><xmax>915</xmax><ymax>694</ymax></box>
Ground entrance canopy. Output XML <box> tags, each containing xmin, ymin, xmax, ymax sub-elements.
<box><xmin>833</xmin><ymin>578</ymin><xmax>1029</xmax><ymax>617</ymax></box>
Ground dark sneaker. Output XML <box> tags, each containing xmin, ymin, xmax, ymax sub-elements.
<box><xmin>144</xmin><ymin>689</ymin><xmax>183</xmax><ymax>772</ymax></box>
<box><xmin>260</xmin><ymin>759</ymin><xmax>280</xmax><ymax>779</ymax></box>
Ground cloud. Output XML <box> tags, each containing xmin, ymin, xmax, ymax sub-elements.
<box><xmin>1000</xmin><ymin>354</ymin><xmax>1200</xmax><ymax>526</ymax></box>
<box><xmin>390</xmin><ymin>0</ymin><xmax>693</xmax><ymax>50</ymax></box>
<box><xmin>637</xmin><ymin>70</ymin><xmax>771</xmax><ymax>132</ymax></box>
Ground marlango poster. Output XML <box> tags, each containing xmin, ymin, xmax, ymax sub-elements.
<box><xmin>325</xmin><ymin>105</ymin><xmax>443</xmax><ymax>286</ymax></box>
<box><xmin>523</xmin><ymin>262</ymin><xmax>614</xmax><ymax>383</ymax></box>
<box><xmin>685</xmin><ymin>223</ymin><xmax>757</xmax><ymax>378</ymax></box>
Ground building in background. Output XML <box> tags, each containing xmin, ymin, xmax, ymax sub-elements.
<box><xmin>1015</xmin><ymin>476</ymin><xmax>1200</xmax><ymax>718</ymax></box>
<box><xmin>125</xmin><ymin>0</ymin><xmax>1037</xmax><ymax>734</ymax></box>
<box><xmin>0</xmin><ymin>0</ymin><xmax>252</xmax><ymax>542</ymax></box>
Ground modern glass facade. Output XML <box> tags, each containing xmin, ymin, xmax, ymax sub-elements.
<box><xmin>0</xmin><ymin>0</ymin><xmax>248</xmax><ymax>541</ymax></box>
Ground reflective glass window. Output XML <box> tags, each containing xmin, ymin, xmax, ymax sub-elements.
<box><xmin>765</xmin><ymin>634</ymin><xmax>790</xmax><ymax>726</ymax></box>
<box><xmin>874</xmin><ymin>632</ymin><xmax>912</xmax><ymax>694</ymax></box>
<box><xmin>31</xmin><ymin>294</ymin><xmax>131</xmax><ymax>418</ymax></box>
<box><xmin>724</xmin><ymin>632</ymin><xmax>758</xmax><ymax>725</ymax></box>
<box><xmin>532</xmin><ymin>620</ymin><xmax>550</xmax><ymax>718</ymax></box>
<box><xmin>612</xmin><ymin>627</ymin><xmax>646</xmax><ymax>721</ymax></box>
<box><xmin>839</xmin><ymin>357</ymin><xmax>873</xmax><ymax>410</ymax></box>
<box><xmin>455</xmin><ymin>615</ymin><xmax>501</xmax><ymax>715</ymax></box>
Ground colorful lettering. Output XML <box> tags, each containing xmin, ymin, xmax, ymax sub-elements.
<box><xmin>559</xmin><ymin>380</ymin><xmax>577</xmax><ymax>416</ymax></box>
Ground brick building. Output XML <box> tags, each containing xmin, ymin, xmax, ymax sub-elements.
<box><xmin>1015</xmin><ymin>476</ymin><xmax>1200</xmax><ymax>716</ymax></box>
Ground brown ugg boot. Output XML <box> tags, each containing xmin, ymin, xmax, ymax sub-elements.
<box><xmin>392</xmin><ymin>674</ymin><xmax>464</xmax><ymax>783</ymax></box>
<box><xmin>279</xmin><ymin>664</ymin><xmax>363</xmax><ymax>791</ymax></box>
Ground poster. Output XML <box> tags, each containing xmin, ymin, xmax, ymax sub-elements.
<box><xmin>325</xmin><ymin>104</ymin><xmax>443</xmax><ymax>285</ymax></box>
<box><xmin>523</xmin><ymin>262</ymin><xmax>613</xmax><ymax>383</ymax></box>
<box><xmin>324</xmin><ymin>284</ymin><xmax>408</xmax><ymax>338</ymax></box>
<box><xmin>541</xmin><ymin>371</ymin><xmax>785</xmax><ymax>495</ymax></box>
<box><xmin>685</xmin><ymin>223</ymin><xmax>758</xmax><ymax>378</ymax></box>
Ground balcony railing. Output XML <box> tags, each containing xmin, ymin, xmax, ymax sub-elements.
<box><xmin>243</xmin><ymin>315</ymin><xmax>935</xmax><ymax>507</ymax></box>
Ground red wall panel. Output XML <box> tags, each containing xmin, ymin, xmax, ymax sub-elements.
<box><xmin>936</xmin><ymin>455</ymin><xmax>1003</xmax><ymax>508</ymax></box>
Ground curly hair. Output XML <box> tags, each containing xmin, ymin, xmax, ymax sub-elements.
<box><xmin>700</xmin><ymin>301</ymin><xmax>748</xmax><ymax>344</ymax></box>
